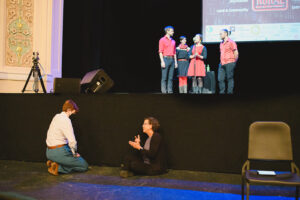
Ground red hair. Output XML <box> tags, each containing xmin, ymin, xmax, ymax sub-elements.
<box><xmin>62</xmin><ymin>100</ymin><xmax>79</xmax><ymax>113</ymax></box>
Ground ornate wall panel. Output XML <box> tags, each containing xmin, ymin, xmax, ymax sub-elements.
<box><xmin>5</xmin><ymin>0</ymin><xmax>33</xmax><ymax>67</ymax></box>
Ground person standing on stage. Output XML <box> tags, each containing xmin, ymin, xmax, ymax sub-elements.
<box><xmin>218</xmin><ymin>29</ymin><xmax>239</xmax><ymax>94</ymax></box>
<box><xmin>187</xmin><ymin>34</ymin><xmax>207</xmax><ymax>94</ymax></box>
<box><xmin>176</xmin><ymin>36</ymin><xmax>190</xmax><ymax>94</ymax></box>
<box><xmin>46</xmin><ymin>100</ymin><xmax>88</xmax><ymax>175</ymax></box>
<box><xmin>159</xmin><ymin>26</ymin><xmax>178</xmax><ymax>94</ymax></box>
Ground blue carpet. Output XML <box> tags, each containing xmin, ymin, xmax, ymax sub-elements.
<box><xmin>44</xmin><ymin>182</ymin><xmax>294</xmax><ymax>200</ymax></box>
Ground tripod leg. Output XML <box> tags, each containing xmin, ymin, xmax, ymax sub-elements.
<box><xmin>22</xmin><ymin>68</ymin><xmax>34</xmax><ymax>93</ymax></box>
<box><xmin>37</xmin><ymin>68</ymin><xmax>47</xmax><ymax>93</ymax></box>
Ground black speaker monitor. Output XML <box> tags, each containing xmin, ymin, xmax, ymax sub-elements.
<box><xmin>53</xmin><ymin>78</ymin><xmax>81</xmax><ymax>94</ymax></box>
<box><xmin>80</xmin><ymin>69</ymin><xmax>114</xmax><ymax>93</ymax></box>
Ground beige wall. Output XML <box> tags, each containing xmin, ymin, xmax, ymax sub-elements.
<box><xmin>0</xmin><ymin>0</ymin><xmax>64</xmax><ymax>93</ymax></box>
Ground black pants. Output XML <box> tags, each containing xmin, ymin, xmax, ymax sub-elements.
<box><xmin>218</xmin><ymin>62</ymin><xmax>236</xmax><ymax>94</ymax></box>
<box><xmin>122</xmin><ymin>153</ymin><xmax>162</xmax><ymax>176</ymax></box>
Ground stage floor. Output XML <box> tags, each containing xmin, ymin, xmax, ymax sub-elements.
<box><xmin>0</xmin><ymin>160</ymin><xmax>296</xmax><ymax>200</ymax></box>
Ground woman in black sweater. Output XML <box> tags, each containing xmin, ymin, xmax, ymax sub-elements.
<box><xmin>120</xmin><ymin>117</ymin><xmax>167</xmax><ymax>178</ymax></box>
<box><xmin>176</xmin><ymin>36</ymin><xmax>190</xmax><ymax>93</ymax></box>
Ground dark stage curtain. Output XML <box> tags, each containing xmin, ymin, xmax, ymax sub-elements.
<box><xmin>62</xmin><ymin>0</ymin><xmax>299</xmax><ymax>94</ymax></box>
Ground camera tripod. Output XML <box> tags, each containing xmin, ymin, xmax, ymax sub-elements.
<box><xmin>22</xmin><ymin>52</ymin><xmax>47</xmax><ymax>93</ymax></box>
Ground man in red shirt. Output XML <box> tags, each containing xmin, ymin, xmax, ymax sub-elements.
<box><xmin>218</xmin><ymin>29</ymin><xmax>239</xmax><ymax>94</ymax></box>
<box><xmin>159</xmin><ymin>26</ymin><xmax>178</xmax><ymax>93</ymax></box>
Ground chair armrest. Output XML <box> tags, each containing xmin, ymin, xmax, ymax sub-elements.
<box><xmin>242</xmin><ymin>160</ymin><xmax>250</xmax><ymax>177</ymax></box>
<box><xmin>291</xmin><ymin>162</ymin><xmax>300</xmax><ymax>175</ymax></box>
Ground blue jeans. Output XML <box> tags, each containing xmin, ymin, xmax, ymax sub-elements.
<box><xmin>218</xmin><ymin>62</ymin><xmax>236</xmax><ymax>94</ymax></box>
<box><xmin>46</xmin><ymin>145</ymin><xmax>88</xmax><ymax>174</ymax></box>
<box><xmin>161</xmin><ymin>57</ymin><xmax>175</xmax><ymax>93</ymax></box>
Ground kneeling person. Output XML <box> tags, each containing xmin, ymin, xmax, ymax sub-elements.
<box><xmin>46</xmin><ymin>100</ymin><xmax>88</xmax><ymax>175</ymax></box>
<box><xmin>120</xmin><ymin>117</ymin><xmax>167</xmax><ymax>178</ymax></box>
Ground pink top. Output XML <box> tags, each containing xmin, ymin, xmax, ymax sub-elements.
<box><xmin>220</xmin><ymin>38</ymin><xmax>238</xmax><ymax>65</ymax></box>
<box><xmin>159</xmin><ymin>36</ymin><xmax>176</xmax><ymax>56</ymax></box>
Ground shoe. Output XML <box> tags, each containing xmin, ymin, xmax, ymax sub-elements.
<box><xmin>120</xmin><ymin>170</ymin><xmax>134</xmax><ymax>178</ymax></box>
<box><xmin>179</xmin><ymin>86</ymin><xmax>183</xmax><ymax>93</ymax></box>
<box><xmin>183</xmin><ymin>85</ymin><xmax>188</xmax><ymax>94</ymax></box>
<box><xmin>193</xmin><ymin>87</ymin><xmax>198</xmax><ymax>94</ymax></box>
<box><xmin>48</xmin><ymin>162</ymin><xmax>59</xmax><ymax>176</ymax></box>
<box><xmin>46</xmin><ymin>160</ymin><xmax>52</xmax><ymax>168</ymax></box>
<box><xmin>198</xmin><ymin>87</ymin><xmax>203</xmax><ymax>94</ymax></box>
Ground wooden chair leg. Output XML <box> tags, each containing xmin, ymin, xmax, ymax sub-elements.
<box><xmin>241</xmin><ymin>178</ymin><xmax>245</xmax><ymax>200</ymax></box>
<box><xmin>296</xmin><ymin>186</ymin><xmax>299</xmax><ymax>200</ymax></box>
<box><xmin>246</xmin><ymin>183</ymin><xmax>250</xmax><ymax>200</ymax></box>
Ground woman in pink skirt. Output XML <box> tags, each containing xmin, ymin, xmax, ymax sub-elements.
<box><xmin>187</xmin><ymin>34</ymin><xmax>207</xmax><ymax>94</ymax></box>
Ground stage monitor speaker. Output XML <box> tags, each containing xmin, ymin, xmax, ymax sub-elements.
<box><xmin>53</xmin><ymin>78</ymin><xmax>81</xmax><ymax>94</ymax></box>
<box><xmin>80</xmin><ymin>69</ymin><xmax>114</xmax><ymax>93</ymax></box>
<box><xmin>203</xmin><ymin>71</ymin><xmax>216</xmax><ymax>94</ymax></box>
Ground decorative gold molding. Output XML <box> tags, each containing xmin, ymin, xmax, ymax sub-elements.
<box><xmin>5</xmin><ymin>0</ymin><xmax>33</xmax><ymax>67</ymax></box>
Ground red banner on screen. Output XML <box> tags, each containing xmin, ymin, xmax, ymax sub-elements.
<box><xmin>253</xmin><ymin>0</ymin><xmax>289</xmax><ymax>11</ymax></box>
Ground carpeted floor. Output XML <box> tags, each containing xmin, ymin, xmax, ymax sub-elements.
<box><xmin>0</xmin><ymin>160</ymin><xmax>297</xmax><ymax>200</ymax></box>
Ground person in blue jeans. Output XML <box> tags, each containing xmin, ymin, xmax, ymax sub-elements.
<box><xmin>158</xmin><ymin>26</ymin><xmax>178</xmax><ymax>93</ymax></box>
<box><xmin>46</xmin><ymin>100</ymin><xmax>88</xmax><ymax>175</ymax></box>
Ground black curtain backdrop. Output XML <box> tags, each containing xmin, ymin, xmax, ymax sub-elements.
<box><xmin>62</xmin><ymin>0</ymin><xmax>300</xmax><ymax>94</ymax></box>
<box><xmin>0</xmin><ymin>94</ymin><xmax>299</xmax><ymax>173</ymax></box>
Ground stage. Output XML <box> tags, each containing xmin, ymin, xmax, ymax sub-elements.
<box><xmin>0</xmin><ymin>93</ymin><xmax>299</xmax><ymax>174</ymax></box>
<box><xmin>0</xmin><ymin>160</ymin><xmax>296</xmax><ymax>200</ymax></box>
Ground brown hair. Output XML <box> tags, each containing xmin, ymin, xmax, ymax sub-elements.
<box><xmin>145</xmin><ymin>117</ymin><xmax>160</xmax><ymax>132</ymax></box>
<box><xmin>62</xmin><ymin>100</ymin><xmax>79</xmax><ymax>113</ymax></box>
<box><xmin>195</xmin><ymin>34</ymin><xmax>203</xmax><ymax>43</ymax></box>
